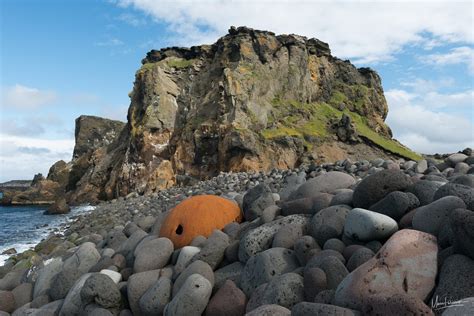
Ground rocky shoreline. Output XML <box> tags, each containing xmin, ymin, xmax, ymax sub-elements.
<box><xmin>1</xmin><ymin>152</ymin><xmax>473</xmax><ymax>315</ymax></box>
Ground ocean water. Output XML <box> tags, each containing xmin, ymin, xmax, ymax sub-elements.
<box><xmin>0</xmin><ymin>205</ymin><xmax>95</xmax><ymax>265</ymax></box>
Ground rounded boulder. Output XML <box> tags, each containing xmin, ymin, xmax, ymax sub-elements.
<box><xmin>352</xmin><ymin>169</ymin><xmax>412</xmax><ymax>209</ymax></box>
<box><xmin>335</xmin><ymin>229</ymin><xmax>438</xmax><ymax>311</ymax></box>
<box><xmin>240</xmin><ymin>247</ymin><xmax>299</xmax><ymax>297</ymax></box>
<box><xmin>309</xmin><ymin>205</ymin><xmax>350</xmax><ymax>246</ymax></box>
<box><xmin>80</xmin><ymin>273</ymin><xmax>121</xmax><ymax>309</ymax></box>
<box><xmin>139</xmin><ymin>276</ymin><xmax>172</xmax><ymax>316</ymax></box>
<box><xmin>343</xmin><ymin>208</ymin><xmax>398</xmax><ymax>242</ymax></box>
<box><xmin>133</xmin><ymin>237</ymin><xmax>174</xmax><ymax>273</ymax></box>
<box><xmin>164</xmin><ymin>274</ymin><xmax>212</xmax><ymax>316</ymax></box>
<box><xmin>412</xmin><ymin>196</ymin><xmax>466</xmax><ymax>236</ymax></box>
<box><xmin>204</xmin><ymin>280</ymin><xmax>246</xmax><ymax>316</ymax></box>
<box><xmin>450</xmin><ymin>208</ymin><xmax>474</xmax><ymax>259</ymax></box>
<box><xmin>290</xmin><ymin>171</ymin><xmax>355</xmax><ymax>200</ymax></box>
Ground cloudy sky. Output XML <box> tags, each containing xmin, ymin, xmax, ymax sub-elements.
<box><xmin>0</xmin><ymin>0</ymin><xmax>473</xmax><ymax>182</ymax></box>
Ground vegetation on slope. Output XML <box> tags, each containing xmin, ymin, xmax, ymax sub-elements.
<box><xmin>262</xmin><ymin>98</ymin><xmax>421</xmax><ymax>160</ymax></box>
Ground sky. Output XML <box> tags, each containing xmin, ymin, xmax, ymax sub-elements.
<box><xmin>0</xmin><ymin>0</ymin><xmax>473</xmax><ymax>182</ymax></box>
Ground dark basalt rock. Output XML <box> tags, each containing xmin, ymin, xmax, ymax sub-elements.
<box><xmin>352</xmin><ymin>169</ymin><xmax>412</xmax><ymax>209</ymax></box>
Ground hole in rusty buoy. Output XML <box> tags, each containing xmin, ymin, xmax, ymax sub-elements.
<box><xmin>176</xmin><ymin>224</ymin><xmax>183</xmax><ymax>235</ymax></box>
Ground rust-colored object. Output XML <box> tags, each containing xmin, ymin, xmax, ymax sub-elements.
<box><xmin>159</xmin><ymin>195</ymin><xmax>243</xmax><ymax>248</ymax></box>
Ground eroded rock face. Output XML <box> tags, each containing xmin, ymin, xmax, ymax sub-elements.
<box><xmin>60</xmin><ymin>26</ymin><xmax>396</xmax><ymax>202</ymax></box>
<box><xmin>1</xmin><ymin>116</ymin><xmax>126</xmax><ymax>206</ymax></box>
<box><xmin>7</xmin><ymin>27</ymin><xmax>407</xmax><ymax>204</ymax></box>
<box><xmin>72</xmin><ymin>115</ymin><xmax>126</xmax><ymax>159</ymax></box>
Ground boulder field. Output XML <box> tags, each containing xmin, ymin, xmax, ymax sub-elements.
<box><xmin>1</xmin><ymin>151</ymin><xmax>474</xmax><ymax>315</ymax></box>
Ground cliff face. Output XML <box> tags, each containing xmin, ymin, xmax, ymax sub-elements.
<box><xmin>68</xmin><ymin>26</ymin><xmax>420</xmax><ymax>203</ymax></box>
<box><xmin>73</xmin><ymin>115</ymin><xmax>126</xmax><ymax>159</ymax></box>
<box><xmin>0</xmin><ymin>116</ymin><xmax>125</xmax><ymax>205</ymax></box>
<box><xmin>2</xmin><ymin>27</ymin><xmax>420</xmax><ymax>206</ymax></box>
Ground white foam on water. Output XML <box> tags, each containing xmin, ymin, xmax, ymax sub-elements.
<box><xmin>0</xmin><ymin>204</ymin><xmax>95</xmax><ymax>266</ymax></box>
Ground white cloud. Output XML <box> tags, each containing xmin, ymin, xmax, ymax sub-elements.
<box><xmin>386</xmin><ymin>87</ymin><xmax>474</xmax><ymax>154</ymax></box>
<box><xmin>0</xmin><ymin>119</ymin><xmax>45</xmax><ymax>136</ymax></box>
<box><xmin>0</xmin><ymin>116</ymin><xmax>65</xmax><ymax>137</ymax></box>
<box><xmin>0</xmin><ymin>134</ymin><xmax>74</xmax><ymax>182</ymax></box>
<box><xmin>394</xmin><ymin>79</ymin><xmax>473</xmax><ymax>109</ymax></box>
<box><xmin>420</xmin><ymin>90</ymin><xmax>474</xmax><ymax>109</ymax></box>
<box><xmin>115</xmin><ymin>0</ymin><xmax>473</xmax><ymax>63</ymax></box>
<box><xmin>424</xmin><ymin>46</ymin><xmax>474</xmax><ymax>73</ymax></box>
<box><xmin>1</xmin><ymin>84</ymin><xmax>57</xmax><ymax>109</ymax></box>
<box><xmin>400</xmin><ymin>78</ymin><xmax>455</xmax><ymax>94</ymax></box>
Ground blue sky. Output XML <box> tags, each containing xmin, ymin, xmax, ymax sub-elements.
<box><xmin>0</xmin><ymin>0</ymin><xmax>473</xmax><ymax>181</ymax></box>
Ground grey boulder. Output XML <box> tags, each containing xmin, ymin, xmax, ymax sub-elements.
<box><xmin>80</xmin><ymin>273</ymin><xmax>121</xmax><ymax>309</ymax></box>
<box><xmin>172</xmin><ymin>260</ymin><xmax>214</xmax><ymax>297</ymax></box>
<box><xmin>127</xmin><ymin>269</ymin><xmax>162</xmax><ymax>315</ymax></box>
<box><xmin>290</xmin><ymin>171</ymin><xmax>355</xmax><ymax>200</ymax></box>
<box><xmin>164</xmin><ymin>274</ymin><xmax>212</xmax><ymax>316</ymax></box>
<box><xmin>369</xmin><ymin>191</ymin><xmax>419</xmax><ymax>220</ymax></box>
<box><xmin>450</xmin><ymin>208</ymin><xmax>474</xmax><ymax>260</ymax></box>
<box><xmin>352</xmin><ymin>170</ymin><xmax>412</xmax><ymax>209</ymax></box>
<box><xmin>240</xmin><ymin>248</ymin><xmax>299</xmax><ymax>296</ymax></box>
<box><xmin>407</xmin><ymin>180</ymin><xmax>444</xmax><ymax>206</ymax></box>
<box><xmin>343</xmin><ymin>208</ymin><xmax>398</xmax><ymax>241</ymax></box>
<box><xmin>291</xmin><ymin>302</ymin><xmax>358</xmax><ymax>316</ymax></box>
<box><xmin>433</xmin><ymin>183</ymin><xmax>474</xmax><ymax>210</ymax></box>
<box><xmin>63</xmin><ymin>242</ymin><xmax>100</xmax><ymax>274</ymax></box>
<box><xmin>190</xmin><ymin>230</ymin><xmax>229</xmax><ymax>270</ymax></box>
<box><xmin>253</xmin><ymin>273</ymin><xmax>304</xmax><ymax>310</ymax></box>
<box><xmin>133</xmin><ymin>237</ymin><xmax>174</xmax><ymax>273</ymax></box>
<box><xmin>238</xmin><ymin>215</ymin><xmax>309</xmax><ymax>262</ymax></box>
<box><xmin>412</xmin><ymin>196</ymin><xmax>466</xmax><ymax>236</ymax></box>
<box><xmin>139</xmin><ymin>276</ymin><xmax>172</xmax><ymax>316</ymax></box>
<box><xmin>242</xmin><ymin>184</ymin><xmax>275</xmax><ymax>221</ymax></box>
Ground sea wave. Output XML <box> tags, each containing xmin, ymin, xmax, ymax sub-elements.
<box><xmin>0</xmin><ymin>204</ymin><xmax>95</xmax><ymax>266</ymax></box>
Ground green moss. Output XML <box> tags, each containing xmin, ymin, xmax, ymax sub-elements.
<box><xmin>329</xmin><ymin>81</ymin><xmax>374</xmax><ymax>114</ymax></box>
<box><xmin>346</xmin><ymin>111</ymin><xmax>422</xmax><ymax>160</ymax></box>
<box><xmin>137</xmin><ymin>58</ymin><xmax>194</xmax><ymax>75</ymax></box>
<box><xmin>262</xmin><ymin>102</ymin><xmax>339</xmax><ymax>140</ymax></box>
<box><xmin>166</xmin><ymin>58</ymin><xmax>195</xmax><ymax>69</ymax></box>
<box><xmin>263</xmin><ymin>97</ymin><xmax>421</xmax><ymax>160</ymax></box>
<box><xmin>329</xmin><ymin>91</ymin><xmax>348</xmax><ymax>106</ymax></box>
<box><xmin>142</xmin><ymin>62</ymin><xmax>155</xmax><ymax>70</ymax></box>
<box><xmin>271</xmin><ymin>97</ymin><xmax>282</xmax><ymax>106</ymax></box>
<box><xmin>248</xmin><ymin>110</ymin><xmax>259</xmax><ymax>125</ymax></box>
<box><xmin>261</xmin><ymin>126</ymin><xmax>302</xmax><ymax>139</ymax></box>
<box><xmin>136</xmin><ymin>63</ymin><xmax>156</xmax><ymax>76</ymax></box>
<box><xmin>300</xmin><ymin>120</ymin><xmax>328</xmax><ymax>137</ymax></box>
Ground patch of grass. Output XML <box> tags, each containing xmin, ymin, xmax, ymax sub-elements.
<box><xmin>263</xmin><ymin>97</ymin><xmax>421</xmax><ymax>160</ymax></box>
<box><xmin>261</xmin><ymin>126</ymin><xmax>302</xmax><ymax>139</ymax></box>
<box><xmin>166</xmin><ymin>58</ymin><xmax>195</xmax><ymax>69</ymax></box>
<box><xmin>329</xmin><ymin>81</ymin><xmax>374</xmax><ymax>113</ymax></box>
<box><xmin>347</xmin><ymin>111</ymin><xmax>422</xmax><ymax>160</ymax></box>
<box><xmin>329</xmin><ymin>91</ymin><xmax>348</xmax><ymax>106</ymax></box>
<box><xmin>262</xmin><ymin>101</ymin><xmax>339</xmax><ymax>140</ymax></box>
<box><xmin>137</xmin><ymin>62</ymin><xmax>156</xmax><ymax>75</ymax></box>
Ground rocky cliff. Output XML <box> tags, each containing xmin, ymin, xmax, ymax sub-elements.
<box><xmin>80</xmin><ymin>26</ymin><xmax>417</xmax><ymax>203</ymax></box>
<box><xmin>1</xmin><ymin>27</ymin><xmax>421</xmax><ymax>206</ymax></box>
<box><xmin>69</xmin><ymin>27</ymin><xmax>421</xmax><ymax>204</ymax></box>
<box><xmin>0</xmin><ymin>116</ymin><xmax>125</xmax><ymax>205</ymax></box>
